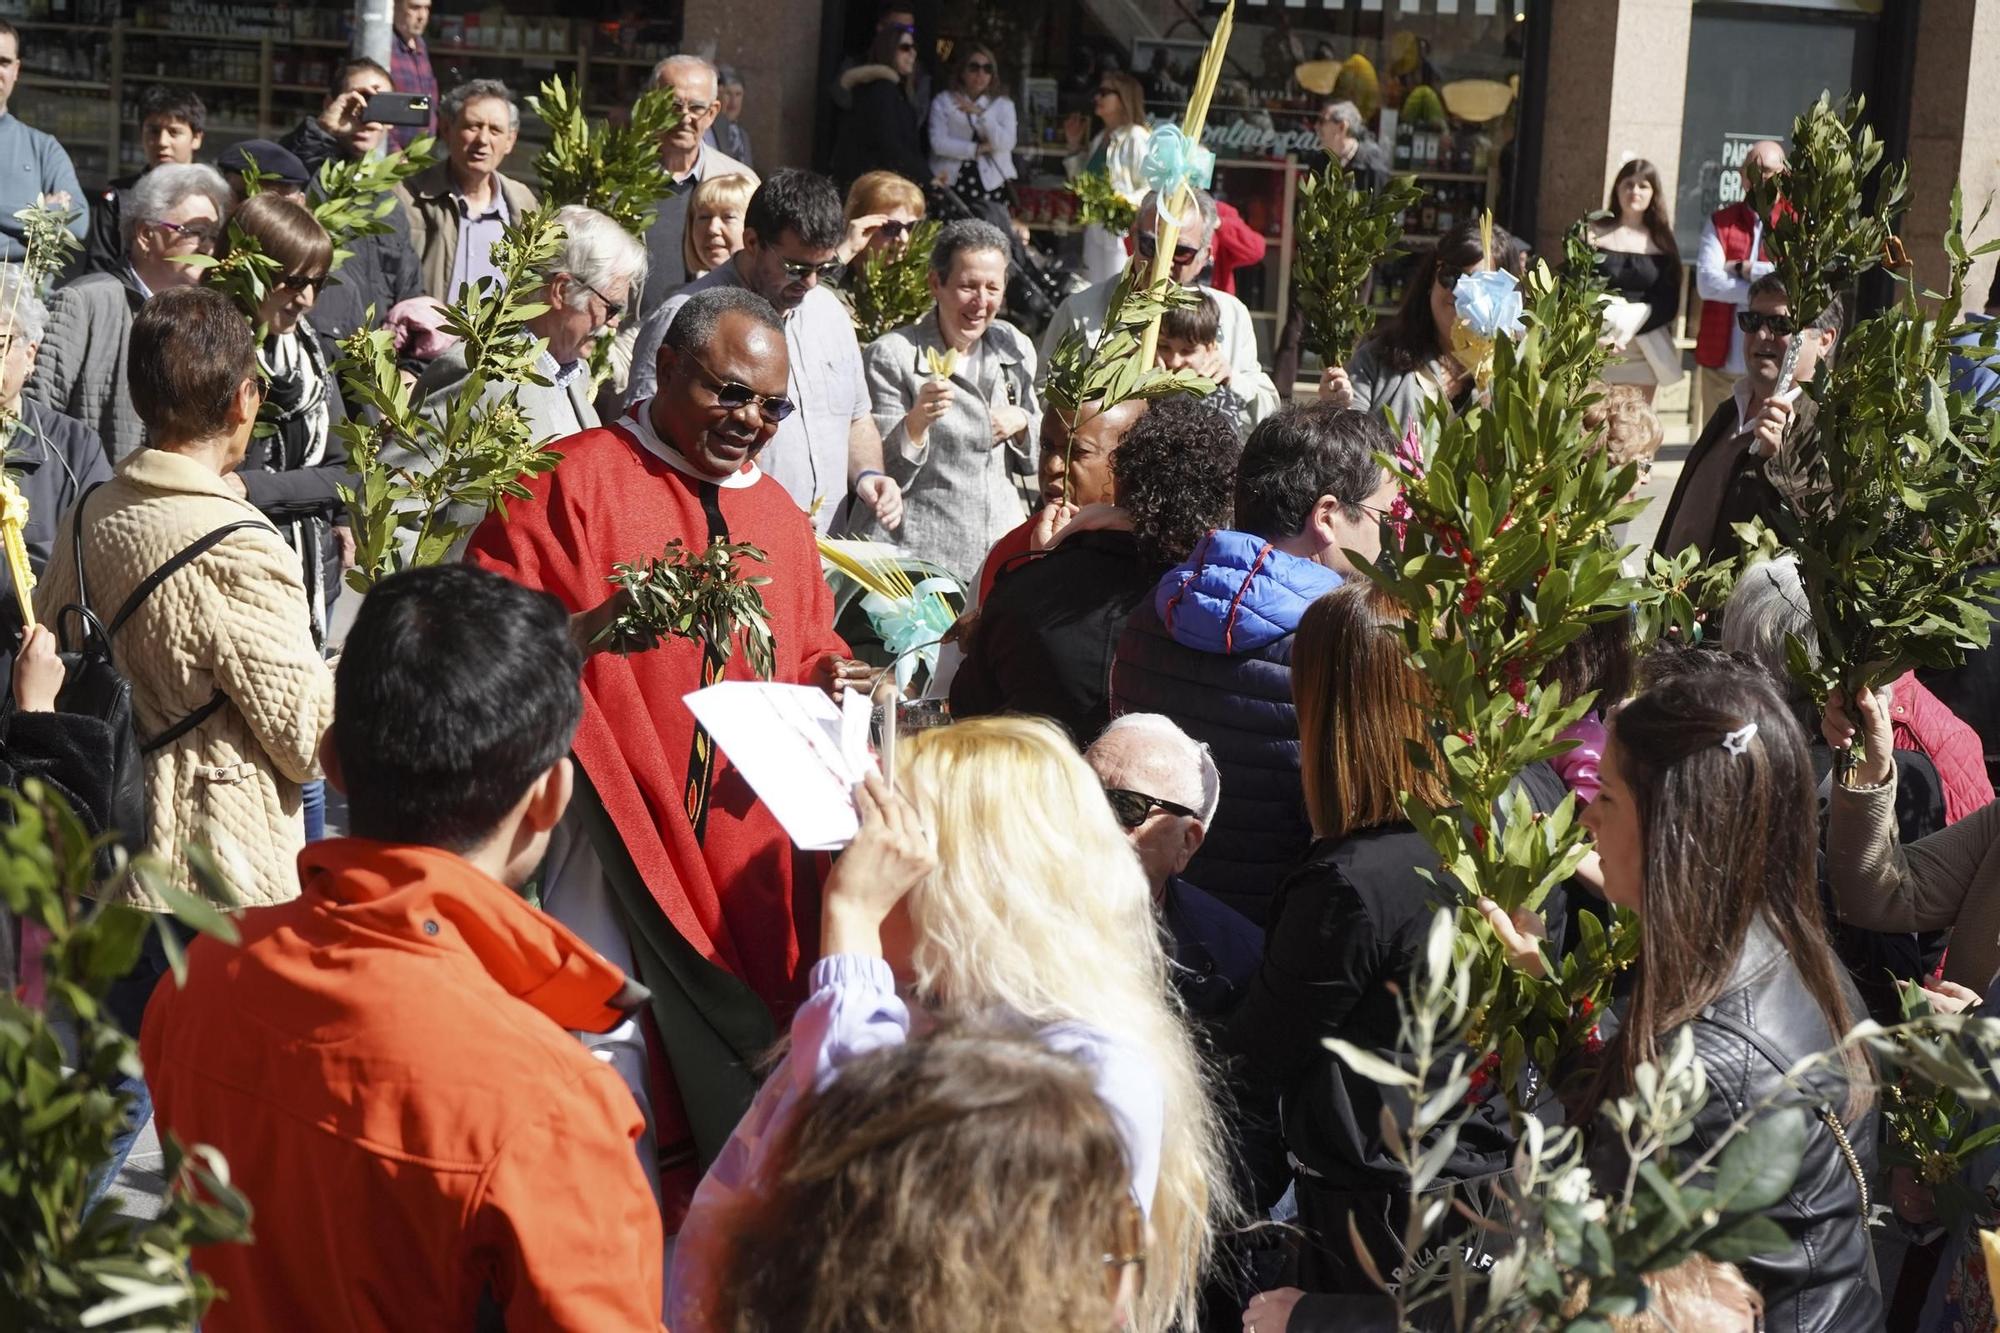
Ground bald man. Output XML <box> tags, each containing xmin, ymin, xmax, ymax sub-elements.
<box><xmin>1694</xmin><ymin>138</ymin><xmax>1787</xmax><ymax>426</ymax></box>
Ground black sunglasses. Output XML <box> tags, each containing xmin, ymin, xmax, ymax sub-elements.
<box><xmin>877</xmin><ymin>219</ymin><xmax>912</xmax><ymax>239</ymax></box>
<box><xmin>683</xmin><ymin>349</ymin><xmax>797</xmax><ymax>423</ymax></box>
<box><xmin>1736</xmin><ymin>309</ymin><xmax>1797</xmax><ymax>337</ymax></box>
<box><xmin>576</xmin><ymin>274</ymin><xmax>625</xmax><ymax>321</ymax></box>
<box><xmin>1103</xmin><ymin>787</ymin><xmax>1197</xmax><ymax>830</ymax></box>
<box><xmin>276</xmin><ymin>271</ymin><xmax>330</xmax><ymax>294</ymax></box>
<box><xmin>965</xmin><ymin>60</ymin><xmax>994</xmax><ymax>72</ymax></box>
<box><xmin>896</xmin><ymin>39</ymin><xmax>917</xmax><ymax>51</ymax></box>
<box><xmin>780</xmin><ymin>256</ymin><xmax>846</xmax><ymax>282</ymax></box>
<box><xmin>1136</xmin><ymin>233</ymin><xmax>1200</xmax><ymax>267</ymax></box>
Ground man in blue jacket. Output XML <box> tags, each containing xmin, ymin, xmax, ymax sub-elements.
<box><xmin>1110</xmin><ymin>404</ymin><xmax>1397</xmax><ymax>922</ymax></box>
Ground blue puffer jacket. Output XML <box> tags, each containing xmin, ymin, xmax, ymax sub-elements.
<box><xmin>1110</xmin><ymin>530</ymin><xmax>1342</xmax><ymax>924</ymax></box>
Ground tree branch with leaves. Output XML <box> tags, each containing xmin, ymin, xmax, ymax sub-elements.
<box><xmin>848</xmin><ymin>219</ymin><xmax>939</xmax><ymax>344</ymax></box>
<box><xmin>1293</xmin><ymin>164</ymin><xmax>1424</xmax><ymax>369</ymax></box>
<box><xmin>335</xmin><ymin>207</ymin><xmax>566</xmax><ymax>589</ymax></box>
<box><xmin>529</xmin><ymin>78</ymin><xmax>680</xmax><ymax>236</ymax></box>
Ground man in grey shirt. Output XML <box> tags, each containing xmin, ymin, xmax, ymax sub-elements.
<box><xmin>624</xmin><ymin>169</ymin><xmax>902</xmax><ymax>535</ymax></box>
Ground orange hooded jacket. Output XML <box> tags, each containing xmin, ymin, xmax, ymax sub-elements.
<box><xmin>140</xmin><ymin>838</ymin><xmax>666</xmax><ymax>1332</ymax></box>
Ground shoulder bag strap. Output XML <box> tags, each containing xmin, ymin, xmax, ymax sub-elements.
<box><xmin>1699</xmin><ymin>1003</ymin><xmax>1870</xmax><ymax>1214</ymax></box>
<box><xmin>107</xmin><ymin>520</ymin><xmax>267</xmax><ymax>640</ymax></box>
<box><xmin>70</xmin><ymin>480</ymin><xmax>107</xmax><ymax>622</ymax></box>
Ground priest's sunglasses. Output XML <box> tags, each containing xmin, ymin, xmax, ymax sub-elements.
<box><xmin>683</xmin><ymin>349</ymin><xmax>797</xmax><ymax>424</ymax></box>
<box><xmin>1102</xmin><ymin>786</ymin><xmax>1197</xmax><ymax>830</ymax></box>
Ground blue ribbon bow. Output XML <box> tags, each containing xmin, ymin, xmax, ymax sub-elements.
<box><xmin>1140</xmin><ymin>125</ymin><xmax>1216</xmax><ymax>197</ymax></box>
<box><xmin>863</xmin><ymin>577</ymin><xmax>959</xmax><ymax>691</ymax></box>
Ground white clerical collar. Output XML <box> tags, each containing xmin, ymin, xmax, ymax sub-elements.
<box><xmin>623</xmin><ymin>403</ymin><xmax>761</xmax><ymax>489</ymax></box>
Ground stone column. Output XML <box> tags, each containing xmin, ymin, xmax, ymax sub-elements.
<box><xmin>1533</xmin><ymin>0</ymin><xmax>1694</xmax><ymax>261</ymax></box>
<box><xmin>1903</xmin><ymin>0</ymin><xmax>2000</xmax><ymax>310</ymax></box>
<box><xmin>679</xmin><ymin>0</ymin><xmax>825</xmax><ymax>176</ymax></box>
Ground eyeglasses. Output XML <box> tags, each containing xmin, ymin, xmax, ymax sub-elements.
<box><xmin>678</xmin><ymin>99</ymin><xmax>716</xmax><ymax>117</ymax></box>
<box><xmin>964</xmin><ymin>60</ymin><xmax>994</xmax><ymax>72</ymax></box>
<box><xmin>895</xmin><ymin>40</ymin><xmax>917</xmax><ymax>52</ymax></box>
<box><xmin>1736</xmin><ymin>310</ymin><xmax>1797</xmax><ymax>337</ymax></box>
<box><xmin>877</xmin><ymin>219</ymin><xmax>913</xmax><ymax>239</ymax></box>
<box><xmin>1094</xmin><ymin>87</ymin><xmax>1118</xmax><ymax>99</ymax></box>
<box><xmin>575</xmin><ymin>274</ymin><xmax>625</xmax><ymax>321</ymax></box>
<box><xmin>245</xmin><ymin>370</ymin><xmax>270</xmax><ymax>400</ymax></box>
<box><xmin>779</xmin><ymin>255</ymin><xmax>846</xmax><ymax>283</ymax></box>
<box><xmin>1136</xmin><ymin>233</ymin><xmax>1200</xmax><ymax>268</ymax></box>
<box><xmin>1103</xmin><ymin>786</ymin><xmax>1197</xmax><ymax>830</ymax></box>
<box><xmin>682</xmin><ymin>348</ymin><xmax>797</xmax><ymax>423</ymax></box>
<box><xmin>152</xmin><ymin>218</ymin><xmax>219</xmax><ymax>248</ymax></box>
<box><xmin>276</xmin><ymin>271</ymin><xmax>330</xmax><ymax>294</ymax></box>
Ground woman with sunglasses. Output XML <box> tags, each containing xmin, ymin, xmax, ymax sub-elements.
<box><xmin>840</xmin><ymin>169</ymin><xmax>927</xmax><ymax>269</ymax></box>
<box><xmin>1318</xmin><ymin>219</ymin><xmax>1520</xmax><ymax>438</ymax></box>
<box><xmin>929</xmin><ymin>44</ymin><xmax>1017</xmax><ymax>206</ymax></box>
<box><xmin>1063</xmin><ymin>70</ymin><xmax>1152</xmax><ymax>285</ymax></box>
<box><xmin>214</xmin><ymin>191</ymin><xmax>356</xmax><ymax>652</ymax></box>
<box><xmin>669</xmin><ymin>720</ymin><xmax>1233</xmax><ymax>1333</ymax></box>
<box><xmin>860</xmin><ymin>218</ymin><xmax>1037</xmax><ymax>586</ymax></box>
<box><xmin>1226</xmin><ymin>580</ymin><xmax>1571</xmax><ymax>1313</ymax></box>
<box><xmin>832</xmin><ymin>22</ymin><xmax>932</xmax><ymax>192</ymax></box>
<box><xmin>712</xmin><ymin>1027</ymin><xmax>1150</xmax><ymax>1333</ymax></box>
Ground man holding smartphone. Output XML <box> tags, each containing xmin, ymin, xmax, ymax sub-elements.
<box><xmin>280</xmin><ymin>59</ymin><xmax>425</xmax><ymax>389</ymax></box>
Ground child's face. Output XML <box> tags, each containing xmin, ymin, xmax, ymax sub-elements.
<box><xmin>1156</xmin><ymin>334</ymin><xmax>1212</xmax><ymax>373</ymax></box>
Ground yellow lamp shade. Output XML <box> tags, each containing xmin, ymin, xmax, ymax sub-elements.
<box><xmin>1442</xmin><ymin>78</ymin><xmax>1516</xmax><ymax>125</ymax></box>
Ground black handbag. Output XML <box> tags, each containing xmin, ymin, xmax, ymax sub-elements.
<box><xmin>55</xmin><ymin>483</ymin><xmax>264</xmax><ymax>852</ymax></box>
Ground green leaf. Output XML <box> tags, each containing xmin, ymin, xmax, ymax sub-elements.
<box><xmin>1322</xmin><ymin>1037</ymin><xmax>1419</xmax><ymax>1088</ymax></box>
<box><xmin>1701</xmin><ymin>1214</ymin><xmax>1794</xmax><ymax>1263</ymax></box>
<box><xmin>1711</xmin><ymin>1105</ymin><xmax>1808</xmax><ymax>1212</ymax></box>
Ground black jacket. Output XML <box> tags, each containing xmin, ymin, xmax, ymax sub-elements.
<box><xmin>277</xmin><ymin>118</ymin><xmax>425</xmax><ymax>380</ymax></box>
<box><xmin>950</xmin><ymin>528</ymin><xmax>1161</xmax><ymax>744</ymax></box>
<box><xmin>1222</xmin><ymin>766</ymin><xmax>1570</xmax><ymax>1295</ymax></box>
<box><xmin>1619</xmin><ymin>921</ymin><xmax>1881</xmax><ymax>1333</ymax></box>
<box><xmin>11</xmin><ymin>400</ymin><xmax>111</xmax><ymax>573</ymax></box>
<box><xmin>1655</xmin><ymin>393</ymin><xmax>1818</xmax><ymax>563</ymax></box>
<box><xmin>831</xmin><ymin>66</ymin><xmax>930</xmax><ymax>189</ymax></box>
<box><xmin>82</xmin><ymin>171</ymin><xmax>139</xmax><ymax>279</ymax></box>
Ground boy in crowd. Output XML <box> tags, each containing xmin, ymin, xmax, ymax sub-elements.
<box><xmin>141</xmin><ymin>564</ymin><xmax>664</xmax><ymax>1332</ymax></box>
<box><xmin>85</xmin><ymin>86</ymin><xmax>204</xmax><ymax>276</ymax></box>
<box><xmin>1156</xmin><ymin>291</ymin><xmax>1263</xmax><ymax>436</ymax></box>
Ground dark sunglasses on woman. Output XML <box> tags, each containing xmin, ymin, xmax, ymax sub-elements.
<box><xmin>276</xmin><ymin>272</ymin><xmax>330</xmax><ymax>294</ymax></box>
<box><xmin>1136</xmin><ymin>234</ymin><xmax>1200</xmax><ymax>268</ymax></box>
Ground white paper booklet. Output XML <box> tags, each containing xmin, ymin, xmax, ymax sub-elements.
<box><xmin>683</xmin><ymin>682</ymin><xmax>875</xmax><ymax>850</ymax></box>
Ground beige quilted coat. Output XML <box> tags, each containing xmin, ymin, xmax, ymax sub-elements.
<box><xmin>34</xmin><ymin>449</ymin><xmax>335</xmax><ymax>910</ymax></box>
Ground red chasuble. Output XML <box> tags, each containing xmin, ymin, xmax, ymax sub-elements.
<box><xmin>467</xmin><ymin>419</ymin><xmax>848</xmax><ymax>1018</ymax></box>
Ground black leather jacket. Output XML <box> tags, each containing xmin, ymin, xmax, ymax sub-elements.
<box><xmin>1664</xmin><ymin>921</ymin><xmax>1881</xmax><ymax>1332</ymax></box>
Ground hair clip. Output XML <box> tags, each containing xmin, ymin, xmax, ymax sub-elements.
<box><xmin>1720</xmin><ymin>723</ymin><xmax>1758</xmax><ymax>757</ymax></box>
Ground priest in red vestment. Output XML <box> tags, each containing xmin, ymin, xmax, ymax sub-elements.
<box><xmin>467</xmin><ymin>285</ymin><xmax>872</xmax><ymax>1231</ymax></box>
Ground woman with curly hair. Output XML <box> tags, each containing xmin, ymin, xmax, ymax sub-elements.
<box><xmin>675</xmin><ymin>722</ymin><xmax>1232</xmax><ymax>1333</ymax></box>
<box><xmin>950</xmin><ymin>393</ymin><xmax>1241</xmax><ymax>742</ymax></box>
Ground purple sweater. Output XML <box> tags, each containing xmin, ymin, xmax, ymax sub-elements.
<box><xmin>665</xmin><ymin>954</ymin><xmax>1165</xmax><ymax>1330</ymax></box>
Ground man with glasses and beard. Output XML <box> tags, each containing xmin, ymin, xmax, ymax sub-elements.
<box><xmin>1657</xmin><ymin>274</ymin><xmax>1839</xmax><ymax>564</ymax></box>
<box><xmin>27</xmin><ymin>162</ymin><xmax>233</xmax><ymax>462</ymax></box>
<box><xmin>469</xmin><ymin>285</ymin><xmax>878</xmax><ymax>1238</ymax></box>
<box><xmin>1038</xmin><ymin>186</ymin><xmax>1280</xmax><ymax>423</ymax></box>
<box><xmin>624</xmin><ymin>168</ymin><xmax>904</xmax><ymax>535</ymax></box>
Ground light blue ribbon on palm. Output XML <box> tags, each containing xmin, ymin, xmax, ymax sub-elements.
<box><xmin>1140</xmin><ymin>125</ymin><xmax>1216</xmax><ymax>197</ymax></box>
<box><xmin>863</xmin><ymin>577</ymin><xmax>960</xmax><ymax>691</ymax></box>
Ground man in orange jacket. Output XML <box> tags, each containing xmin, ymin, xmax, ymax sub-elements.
<box><xmin>141</xmin><ymin>564</ymin><xmax>665</xmax><ymax>1332</ymax></box>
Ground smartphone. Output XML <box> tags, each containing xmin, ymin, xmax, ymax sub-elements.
<box><xmin>361</xmin><ymin>92</ymin><xmax>432</xmax><ymax>127</ymax></box>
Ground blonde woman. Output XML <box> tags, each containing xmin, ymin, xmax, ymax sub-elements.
<box><xmin>1063</xmin><ymin>69</ymin><xmax>1150</xmax><ymax>285</ymax></box>
<box><xmin>667</xmin><ymin>717</ymin><xmax>1229</xmax><ymax>1333</ymax></box>
<box><xmin>683</xmin><ymin>173</ymin><xmax>755</xmax><ymax>282</ymax></box>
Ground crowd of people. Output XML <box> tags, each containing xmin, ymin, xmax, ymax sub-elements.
<box><xmin>7</xmin><ymin>4</ymin><xmax>2000</xmax><ymax>1332</ymax></box>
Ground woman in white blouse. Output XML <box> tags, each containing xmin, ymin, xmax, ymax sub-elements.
<box><xmin>928</xmin><ymin>44</ymin><xmax>1017</xmax><ymax>204</ymax></box>
<box><xmin>1063</xmin><ymin>69</ymin><xmax>1151</xmax><ymax>285</ymax></box>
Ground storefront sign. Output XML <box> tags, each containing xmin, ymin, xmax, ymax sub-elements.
<box><xmin>1201</xmin><ymin>116</ymin><xmax>1320</xmax><ymax>161</ymax></box>
<box><xmin>1715</xmin><ymin>131</ymin><xmax>1784</xmax><ymax>206</ymax></box>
